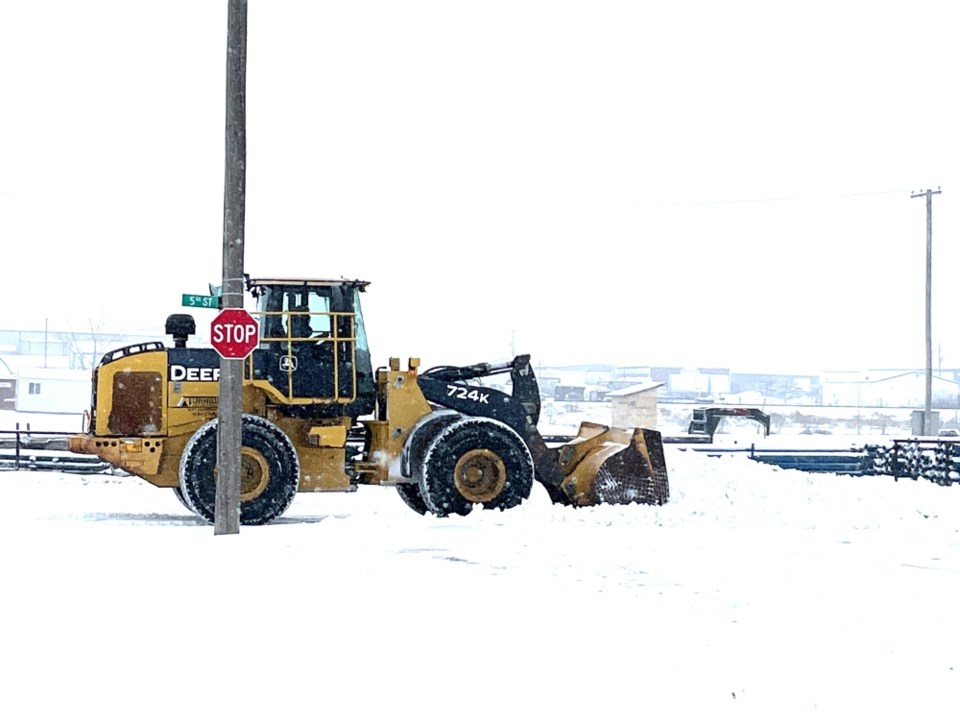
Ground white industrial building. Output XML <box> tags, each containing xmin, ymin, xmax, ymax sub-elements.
<box><xmin>667</xmin><ymin>368</ymin><xmax>731</xmax><ymax>398</ymax></box>
<box><xmin>13</xmin><ymin>367</ymin><xmax>91</xmax><ymax>414</ymax></box>
<box><xmin>821</xmin><ymin>370</ymin><xmax>960</xmax><ymax>408</ymax></box>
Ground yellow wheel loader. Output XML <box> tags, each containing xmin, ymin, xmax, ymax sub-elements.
<box><xmin>68</xmin><ymin>278</ymin><xmax>669</xmax><ymax>525</ymax></box>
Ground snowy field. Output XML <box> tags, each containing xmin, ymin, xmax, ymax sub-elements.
<box><xmin>2</xmin><ymin>447</ymin><xmax>959</xmax><ymax>719</ymax></box>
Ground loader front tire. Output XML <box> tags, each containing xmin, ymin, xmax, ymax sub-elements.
<box><xmin>542</xmin><ymin>483</ymin><xmax>574</xmax><ymax>507</ymax></box>
<box><xmin>179</xmin><ymin>415</ymin><xmax>300</xmax><ymax>525</ymax></box>
<box><xmin>396</xmin><ymin>482</ymin><xmax>430</xmax><ymax>515</ymax></box>
<box><xmin>401</xmin><ymin>410</ymin><xmax>460</xmax><ymax>479</ymax></box>
<box><xmin>418</xmin><ymin>417</ymin><xmax>534</xmax><ymax>517</ymax></box>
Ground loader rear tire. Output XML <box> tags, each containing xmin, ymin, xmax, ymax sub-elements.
<box><xmin>418</xmin><ymin>417</ymin><xmax>534</xmax><ymax>517</ymax></box>
<box><xmin>179</xmin><ymin>415</ymin><xmax>300</xmax><ymax>526</ymax></box>
<box><xmin>172</xmin><ymin>486</ymin><xmax>195</xmax><ymax>513</ymax></box>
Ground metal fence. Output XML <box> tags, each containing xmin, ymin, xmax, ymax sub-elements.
<box><xmin>0</xmin><ymin>425</ymin><xmax>112</xmax><ymax>473</ymax></box>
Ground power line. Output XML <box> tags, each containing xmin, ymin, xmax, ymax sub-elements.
<box><xmin>651</xmin><ymin>188</ymin><xmax>914</xmax><ymax>207</ymax></box>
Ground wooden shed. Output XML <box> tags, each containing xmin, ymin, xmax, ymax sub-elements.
<box><xmin>608</xmin><ymin>382</ymin><xmax>665</xmax><ymax>429</ymax></box>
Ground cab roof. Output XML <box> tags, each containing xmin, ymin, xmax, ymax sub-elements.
<box><xmin>246</xmin><ymin>278</ymin><xmax>370</xmax><ymax>291</ymax></box>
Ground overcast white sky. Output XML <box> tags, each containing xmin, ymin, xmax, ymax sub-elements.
<box><xmin>2</xmin><ymin>2</ymin><xmax>958</xmax><ymax>372</ymax></box>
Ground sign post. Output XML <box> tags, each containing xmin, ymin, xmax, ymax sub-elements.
<box><xmin>216</xmin><ymin>0</ymin><xmax>248</xmax><ymax>536</ymax></box>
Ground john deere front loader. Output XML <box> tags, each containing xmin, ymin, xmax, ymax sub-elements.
<box><xmin>69</xmin><ymin>277</ymin><xmax>669</xmax><ymax>524</ymax></box>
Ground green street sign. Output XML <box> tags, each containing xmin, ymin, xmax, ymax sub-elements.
<box><xmin>182</xmin><ymin>294</ymin><xmax>219</xmax><ymax>309</ymax></box>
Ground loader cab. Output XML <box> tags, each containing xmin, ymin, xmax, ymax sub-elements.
<box><xmin>248</xmin><ymin>278</ymin><xmax>375</xmax><ymax>418</ymax></box>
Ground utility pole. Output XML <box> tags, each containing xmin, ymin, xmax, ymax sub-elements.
<box><xmin>911</xmin><ymin>187</ymin><xmax>941</xmax><ymax>436</ymax></box>
<box><xmin>215</xmin><ymin>0</ymin><xmax>248</xmax><ymax>535</ymax></box>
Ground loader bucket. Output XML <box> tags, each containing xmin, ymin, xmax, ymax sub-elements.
<box><xmin>554</xmin><ymin>422</ymin><xmax>669</xmax><ymax>507</ymax></box>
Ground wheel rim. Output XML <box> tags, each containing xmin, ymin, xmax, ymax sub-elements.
<box><xmin>453</xmin><ymin>449</ymin><xmax>506</xmax><ymax>503</ymax></box>
<box><xmin>239</xmin><ymin>448</ymin><xmax>271</xmax><ymax>501</ymax></box>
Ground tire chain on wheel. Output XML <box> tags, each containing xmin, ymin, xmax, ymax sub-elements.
<box><xmin>417</xmin><ymin>416</ymin><xmax>534</xmax><ymax>517</ymax></box>
<box><xmin>396</xmin><ymin>482</ymin><xmax>431</xmax><ymax>515</ymax></box>
<box><xmin>400</xmin><ymin>410</ymin><xmax>461</xmax><ymax>479</ymax></box>
<box><xmin>396</xmin><ymin>411</ymin><xmax>463</xmax><ymax>516</ymax></box>
<box><xmin>172</xmin><ymin>486</ymin><xmax>196</xmax><ymax>514</ymax></box>
<box><xmin>178</xmin><ymin>414</ymin><xmax>300</xmax><ymax>525</ymax></box>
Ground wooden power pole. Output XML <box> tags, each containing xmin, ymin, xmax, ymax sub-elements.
<box><xmin>911</xmin><ymin>187</ymin><xmax>941</xmax><ymax>436</ymax></box>
<box><xmin>215</xmin><ymin>0</ymin><xmax>248</xmax><ymax>535</ymax></box>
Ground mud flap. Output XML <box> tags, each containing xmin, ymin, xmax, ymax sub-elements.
<box><xmin>555</xmin><ymin>422</ymin><xmax>669</xmax><ymax>507</ymax></box>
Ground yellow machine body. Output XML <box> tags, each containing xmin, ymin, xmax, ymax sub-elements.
<box><xmin>68</xmin><ymin>278</ymin><xmax>668</xmax><ymax>524</ymax></box>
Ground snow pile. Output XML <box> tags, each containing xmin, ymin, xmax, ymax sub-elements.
<box><xmin>659</xmin><ymin>448</ymin><xmax>960</xmax><ymax>532</ymax></box>
<box><xmin>2</xmin><ymin>447</ymin><xmax>960</xmax><ymax>718</ymax></box>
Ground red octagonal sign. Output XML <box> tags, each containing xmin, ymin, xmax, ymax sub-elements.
<box><xmin>211</xmin><ymin>308</ymin><xmax>260</xmax><ymax>359</ymax></box>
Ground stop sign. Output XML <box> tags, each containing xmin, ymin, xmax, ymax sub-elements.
<box><xmin>211</xmin><ymin>308</ymin><xmax>260</xmax><ymax>359</ymax></box>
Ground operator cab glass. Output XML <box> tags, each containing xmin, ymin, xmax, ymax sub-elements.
<box><xmin>257</xmin><ymin>286</ymin><xmax>332</xmax><ymax>339</ymax></box>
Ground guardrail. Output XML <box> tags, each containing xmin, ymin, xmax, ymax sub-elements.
<box><xmin>0</xmin><ymin>425</ymin><xmax>113</xmax><ymax>474</ymax></box>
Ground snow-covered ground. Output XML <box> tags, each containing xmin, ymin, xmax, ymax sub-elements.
<box><xmin>2</xmin><ymin>446</ymin><xmax>959</xmax><ymax>719</ymax></box>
